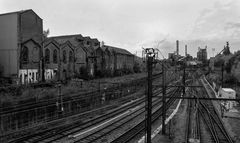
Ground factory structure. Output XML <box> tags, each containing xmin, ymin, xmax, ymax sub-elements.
<box><xmin>168</xmin><ymin>40</ymin><xmax>208</xmax><ymax>66</ymax></box>
<box><xmin>197</xmin><ymin>46</ymin><xmax>208</xmax><ymax>64</ymax></box>
<box><xmin>0</xmin><ymin>9</ymin><xmax>135</xmax><ymax>84</ymax></box>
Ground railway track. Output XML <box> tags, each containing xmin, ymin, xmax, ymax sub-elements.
<box><xmin>111</xmin><ymin>87</ymin><xmax>182</xmax><ymax>143</ymax></box>
<box><xmin>8</xmin><ymin>96</ymin><xmax>145</xmax><ymax>143</ymax></box>
<box><xmin>9</xmin><ymin>85</ymin><xmax>173</xmax><ymax>143</ymax></box>
<box><xmin>184</xmin><ymin>92</ymin><xmax>200</xmax><ymax>143</ymax></box>
<box><xmin>196</xmin><ymin>78</ymin><xmax>233</xmax><ymax>143</ymax></box>
<box><xmin>183</xmin><ymin>76</ymin><xmax>233</xmax><ymax>143</ymax></box>
<box><xmin>71</xmin><ymin>94</ymin><xmax>164</xmax><ymax>143</ymax></box>
<box><xmin>1</xmin><ymin>72</ymin><xmax>164</xmax><ymax>138</ymax></box>
<box><xmin>185</xmin><ymin>96</ymin><xmax>193</xmax><ymax>143</ymax></box>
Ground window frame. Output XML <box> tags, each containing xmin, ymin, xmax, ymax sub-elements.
<box><xmin>22</xmin><ymin>46</ymin><xmax>29</xmax><ymax>63</ymax></box>
<box><xmin>45</xmin><ymin>48</ymin><xmax>50</xmax><ymax>64</ymax></box>
<box><xmin>53</xmin><ymin>49</ymin><xmax>58</xmax><ymax>64</ymax></box>
<box><xmin>69</xmin><ymin>50</ymin><xmax>73</xmax><ymax>63</ymax></box>
<box><xmin>63</xmin><ymin>50</ymin><xmax>67</xmax><ymax>63</ymax></box>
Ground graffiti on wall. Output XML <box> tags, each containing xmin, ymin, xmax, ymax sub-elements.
<box><xmin>19</xmin><ymin>69</ymin><xmax>57</xmax><ymax>84</ymax></box>
<box><xmin>45</xmin><ymin>69</ymin><xmax>57</xmax><ymax>81</ymax></box>
<box><xmin>19</xmin><ymin>69</ymin><xmax>38</xmax><ymax>84</ymax></box>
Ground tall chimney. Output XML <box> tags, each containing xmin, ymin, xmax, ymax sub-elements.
<box><xmin>185</xmin><ymin>45</ymin><xmax>187</xmax><ymax>57</ymax></box>
<box><xmin>176</xmin><ymin>40</ymin><xmax>179</xmax><ymax>57</ymax></box>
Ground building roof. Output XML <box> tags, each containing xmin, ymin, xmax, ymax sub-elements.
<box><xmin>92</xmin><ymin>38</ymin><xmax>99</xmax><ymax>42</ymax></box>
<box><xmin>49</xmin><ymin>34</ymin><xmax>83</xmax><ymax>47</ymax></box>
<box><xmin>44</xmin><ymin>38</ymin><xmax>60</xmax><ymax>49</ymax></box>
<box><xmin>60</xmin><ymin>40</ymin><xmax>75</xmax><ymax>51</ymax></box>
<box><xmin>0</xmin><ymin>9</ymin><xmax>42</xmax><ymax>20</ymax></box>
<box><xmin>50</xmin><ymin>34</ymin><xmax>96</xmax><ymax>55</ymax></box>
<box><xmin>103</xmin><ymin>45</ymin><xmax>133</xmax><ymax>56</ymax></box>
<box><xmin>84</xmin><ymin>36</ymin><xmax>91</xmax><ymax>41</ymax></box>
<box><xmin>21</xmin><ymin>38</ymin><xmax>41</xmax><ymax>47</ymax></box>
<box><xmin>83</xmin><ymin>46</ymin><xmax>95</xmax><ymax>55</ymax></box>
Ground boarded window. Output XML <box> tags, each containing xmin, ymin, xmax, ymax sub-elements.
<box><xmin>53</xmin><ymin>49</ymin><xmax>58</xmax><ymax>63</ymax></box>
<box><xmin>63</xmin><ymin>50</ymin><xmax>66</xmax><ymax>63</ymax></box>
<box><xmin>22</xmin><ymin>46</ymin><xmax>28</xmax><ymax>63</ymax></box>
<box><xmin>45</xmin><ymin>49</ymin><xmax>50</xmax><ymax>63</ymax></box>
<box><xmin>69</xmin><ymin>51</ymin><xmax>73</xmax><ymax>63</ymax></box>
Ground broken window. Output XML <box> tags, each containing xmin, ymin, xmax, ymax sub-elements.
<box><xmin>45</xmin><ymin>48</ymin><xmax>50</xmax><ymax>64</ymax></box>
<box><xmin>63</xmin><ymin>50</ymin><xmax>67</xmax><ymax>63</ymax></box>
<box><xmin>69</xmin><ymin>51</ymin><xmax>73</xmax><ymax>63</ymax></box>
<box><xmin>22</xmin><ymin>46</ymin><xmax>28</xmax><ymax>63</ymax></box>
<box><xmin>53</xmin><ymin>49</ymin><xmax>58</xmax><ymax>63</ymax></box>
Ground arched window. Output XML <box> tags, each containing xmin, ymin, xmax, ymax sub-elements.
<box><xmin>53</xmin><ymin>49</ymin><xmax>58</xmax><ymax>63</ymax></box>
<box><xmin>63</xmin><ymin>50</ymin><xmax>66</xmax><ymax>63</ymax></box>
<box><xmin>69</xmin><ymin>51</ymin><xmax>73</xmax><ymax>63</ymax></box>
<box><xmin>22</xmin><ymin>46</ymin><xmax>28</xmax><ymax>63</ymax></box>
<box><xmin>45</xmin><ymin>49</ymin><xmax>50</xmax><ymax>64</ymax></box>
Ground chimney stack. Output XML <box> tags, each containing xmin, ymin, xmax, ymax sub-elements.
<box><xmin>185</xmin><ymin>45</ymin><xmax>187</xmax><ymax>57</ymax></box>
<box><xmin>176</xmin><ymin>40</ymin><xmax>179</xmax><ymax>57</ymax></box>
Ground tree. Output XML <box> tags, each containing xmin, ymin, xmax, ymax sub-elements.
<box><xmin>214</xmin><ymin>58</ymin><xmax>224</xmax><ymax>67</ymax></box>
<box><xmin>43</xmin><ymin>29</ymin><xmax>50</xmax><ymax>39</ymax></box>
<box><xmin>133</xmin><ymin>62</ymin><xmax>141</xmax><ymax>73</ymax></box>
<box><xmin>225</xmin><ymin>56</ymin><xmax>235</xmax><ymax>73</ymax></box>
<box><xmin>41</xmin><ymin>29</ymin><xmax>50</xmax><ymax>82</ymax></box>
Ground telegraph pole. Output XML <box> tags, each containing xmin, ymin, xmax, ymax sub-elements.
<box><xmin>147</xmin><ymin>56</ymin><xmax>153</xmax><ymax>143</ymax></box>
<box><xmin>57</xmin><ymin>83</ymin><xmax>63</xmax><ymax>117</ymax></box>
<box><xmin>162</xmin><ymin>60</ymin><xmax>166</xmax><ymax>135</ymax></box>
<box><xmin>143</xmin><ymin>48</ymin><xmax>157</xmax><ymax>143</ymax></box>
<box><xmin>222</xmin><ymin>63</ymin><xmax>224</xmax><ymax>88</ymax></box>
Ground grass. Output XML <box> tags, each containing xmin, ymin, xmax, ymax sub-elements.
<box><xmin>0</xmin><ymin>72</ymin><xmax>148</xmax><ymax>107</ymax></box>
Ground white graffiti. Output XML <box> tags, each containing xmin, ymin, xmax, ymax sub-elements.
<box><xmin>45</xmin><ymin>69</ymin><xmax>57</xmax><ymax>81</ymax></box>
<box><xmin>19</xmin><ymin>69</ymin><xmax>38</xmax><ymax>84</ymax></box>
<box><xmin>19</xmin><ymin>69</ymin><xmax>57</xmax><ymax>84</ymax></box>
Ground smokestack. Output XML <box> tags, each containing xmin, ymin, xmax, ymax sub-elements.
<box><xmin>185</xmin><ymin>45</ymin><xmax>187</xmax><ymax>57</ymax></box>
<box><xmin>176</xmin><ymin>40</ymin><xmax>179</xmax><ymax>57</ymax></box>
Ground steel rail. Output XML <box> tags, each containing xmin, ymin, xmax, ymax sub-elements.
<box><xmin>73</xmin><ymin>95</ymin><xmax>164</xmax><ymax>143</ymax></box>
<box><xmin>110</xmin><ymin>87</ymin><xmax>181</xmax><ymax>143</ymax></box>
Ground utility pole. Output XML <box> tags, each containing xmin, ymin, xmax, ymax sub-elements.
<box><xmin>162</xmin><ymin>60</ymin><xmax>166</xmax><ymax>135</ymax></box>
<box><xmin>147</xmin><ymin>56</ymin><xmax>153</xmax><ymax>143</ymax></box>
<box><xmin>222</xmin><ymin>63</ymin><xmax>224</xmax><ymax>88</ymax></box>
<box><xmin>143</xmin><ymin>48</ymin><xmax>157</xmax><ymax>143</ymax></box>
<box><xmin>57</xmin><ymin>83</ymin><xmax>63</xmax><ymax>117</ymax></box>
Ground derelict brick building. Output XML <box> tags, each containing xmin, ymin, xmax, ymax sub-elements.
<box><xmin>0</xmin><ymin>9</ymin><xmax>135</xmax><ymax>84</ymax></box>
<box><xmin>0</xmin><ymin>9</ymin><xmax>43</xmax><ymax>84</ymax></box>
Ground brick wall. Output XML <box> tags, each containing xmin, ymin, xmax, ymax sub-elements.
<box><xmin>20</xmin><ymin>10</ymin><xmax>42</xmax><ymax>44</ymax></box>
<box><xmin>60</xmin><ymin>43</ymin><xmax>74</xmax><ymax>80</ymax></box>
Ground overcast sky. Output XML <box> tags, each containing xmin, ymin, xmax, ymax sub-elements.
<box><xmin>1</xmin><ymin>0</ymin><xmax>240</xmax><ymax>58</ymax></box>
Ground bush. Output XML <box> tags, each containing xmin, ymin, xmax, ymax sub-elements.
<box><xmin>79</xmin><ymin>66</ymin><xmax>89</xmax><ymax>80</ymax></box>
<box><xmin>224</xmin><ymin>74</ymin><xmax>237</xmax><ymax>84</ymax></box>
<box><xmin>122</xmin><ymin>63</ymin><xmax>133</xmax><ymax>75</ymax></box>
<box><xmin>214</xmin><ymin>58</ymin><xmax>224</xmax><ymax>67</ymax></box>
<box><xmin>114</xmin><ymin>69</ymin><xmax>123</xmax><ymax>76</ymax></box>
<box><xmin>133</xmin><ymin>62</ymin><xmax>141</xmax><ymax>73</ymax></box>
<box><xmin>95</xmin><ymin>70</ymin><xmax>104</xmax><ymax>77</ymax></box>
<box><xmin>104</xmin><ymin>69</ymin><xmax>113</xmax><ymax>77</ymax></box>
